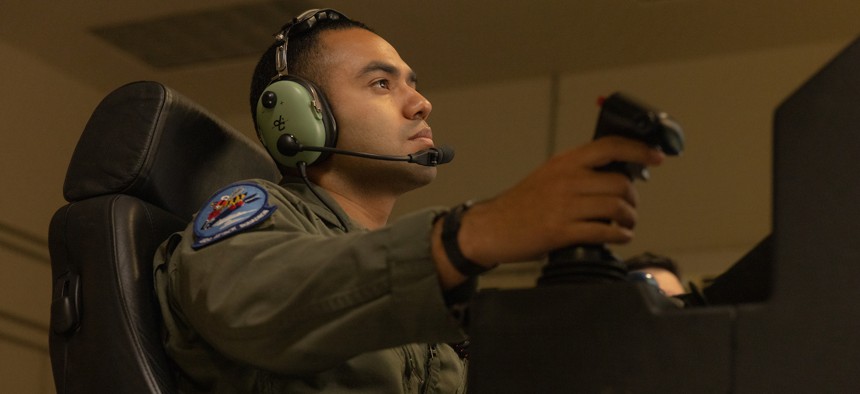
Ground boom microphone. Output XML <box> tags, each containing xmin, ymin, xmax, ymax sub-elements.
<box><xmin>276</xmin><ymin>134</ymin><xmax>454</xmax><ymax>166</ymax></box>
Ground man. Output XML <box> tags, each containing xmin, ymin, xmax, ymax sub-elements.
<box><xmin>154</xmin><ymin>9</ymin><xmax>665</xmax><ymax>393</ymax></box>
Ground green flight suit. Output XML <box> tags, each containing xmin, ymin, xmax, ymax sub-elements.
<box><xmin>154</xmin><ymin>178</ymin><xmax>470</xmax><ymax>393</ymax></box>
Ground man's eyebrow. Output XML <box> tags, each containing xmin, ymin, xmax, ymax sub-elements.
<box><xmin>358</xmin><ymin>61</ymin><xmax>418</xmax><ymax>86</ymax></box>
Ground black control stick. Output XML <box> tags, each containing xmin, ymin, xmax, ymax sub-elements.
<box><xmin>537</xmin><ymin>92</ymin><xmax>684</xmax><ymax>286</ymax></box>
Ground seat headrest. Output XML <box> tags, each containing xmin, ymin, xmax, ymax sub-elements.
<box><xmin>63</xmin><ymin>81</ymin><xmax>280</xmax><ymax>220</ymax></box>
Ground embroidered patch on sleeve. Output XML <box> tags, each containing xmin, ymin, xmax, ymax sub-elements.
<box><xmin>192</xmin><ymin>183</ymin><xmax>277</xmax><ymax>249</ymax></box>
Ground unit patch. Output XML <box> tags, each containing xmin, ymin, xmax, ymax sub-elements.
<box><xmin>192</xmin><ymin>183</ymin><xmax>276</xmax><ymax>249</ymax></box>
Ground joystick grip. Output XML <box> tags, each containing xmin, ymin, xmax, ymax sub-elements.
<box><xmin>538</xmin><ymin>92</ymin><xmax>684</xmax><ymax>286</ymax></box>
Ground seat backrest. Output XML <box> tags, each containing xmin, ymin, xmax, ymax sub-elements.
<box><xmin>48</xmin><ymin>81</ymin><xmax>281</xmax><ymax>393</ymax></box>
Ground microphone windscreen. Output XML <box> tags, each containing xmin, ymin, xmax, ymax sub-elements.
<box><xmin>436</xmin><ymin>145</ymin><xmax>455</xmax><ymax>164</ymax></box>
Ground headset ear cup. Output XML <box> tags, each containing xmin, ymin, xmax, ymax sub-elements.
<box><xmin>254</xmin><ymin>75</ymin><xmax>337</xmax><ymax>168</ymax></box>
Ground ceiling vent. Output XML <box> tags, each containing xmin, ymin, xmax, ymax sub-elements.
<box><xmin>92</xmin><ymin>1</ymin><xmax>313</xmax><ymax>68</ymax></box>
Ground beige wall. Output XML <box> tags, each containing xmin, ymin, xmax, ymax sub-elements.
<box><xmin>0</xmin><ymin>39</ymin><xmax>102</xmax><ymax>394</ymax></box>
<box><xmin>0</xmin><ymin>33</ymin><xmax>852</xmax><ymax>392</ymax></box>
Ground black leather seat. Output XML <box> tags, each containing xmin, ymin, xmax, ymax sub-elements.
<box><xmin>48</xmin><ymin>81</ymin><xmax>280</xmax><ymax>393</ymax></box>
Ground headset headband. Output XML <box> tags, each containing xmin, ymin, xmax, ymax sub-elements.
<box><xmin>273</xmin><ymin>9</ymin><xmax>349</xmax><ymax>79</ymax></box>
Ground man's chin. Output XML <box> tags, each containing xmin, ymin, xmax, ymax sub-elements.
<box><xmin>402</xmin><ymin>165</ymin><xmax>437</xmax><ymax>189</ymax></box>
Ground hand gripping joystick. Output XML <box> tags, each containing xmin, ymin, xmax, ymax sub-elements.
<box><xmin>537</xmin><ymin>92</ymin><xmax>684</xmax><ymax>286</ymax></box>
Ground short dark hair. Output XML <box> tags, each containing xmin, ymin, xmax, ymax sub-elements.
<box><xmin>249</xmin><ymin>15</ymin><xmax>373</xmax><ymax>122</ymax></box>
<box><xmin>624</xmin><ymin>252</ymin><xmax>682</xmax><ymax>278</ymax></box>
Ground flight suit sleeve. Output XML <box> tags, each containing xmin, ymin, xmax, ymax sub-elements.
<box><xmin>160</xmin><ymin>181</ymin><xmax>468</xmax><ymax>376</ymax></box>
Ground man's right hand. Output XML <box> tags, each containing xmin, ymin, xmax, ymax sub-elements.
<box><xmin>432</xmin><ymin>136</ymin><xmax>665</xmax><ymax>288</ymax></box>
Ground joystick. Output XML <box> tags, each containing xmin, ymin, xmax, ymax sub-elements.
<box><xmin>538</xmin><ymin>92</ymin><xmax>684</xmax><ymax>286</ymax></box>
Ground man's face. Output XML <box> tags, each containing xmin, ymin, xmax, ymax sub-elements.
<box><xmin>313</xmin><ymin>28</ymin><xmax>437</xmax><ymax>193</ymax></box>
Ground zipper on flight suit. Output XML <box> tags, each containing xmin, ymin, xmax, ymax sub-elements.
<box><xmin>420</xmin><ymin>344</ymin><xmax>438</xmax><ymax>393</ymax></box>
<box><xmin>400</xmin><ymin>345</ymin><xmax>422</xmax><ymax>392</ymax></box>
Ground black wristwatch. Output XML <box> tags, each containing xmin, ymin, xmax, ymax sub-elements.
<box><xmin>441</xmin><ymin>201</ymin><xmax>493</xmax><ymax>277</ymax></box>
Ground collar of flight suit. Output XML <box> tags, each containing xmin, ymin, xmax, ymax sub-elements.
<box><xmin>279</xmin><ymin>176</ymin><xmax>360</xmax><ymax>232</ymax></box>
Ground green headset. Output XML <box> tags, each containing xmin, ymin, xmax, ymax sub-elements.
<box><xmin>254</xmin><ymin>9</ymin><xmax>348</xmax><ymax>168</ymax></box>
